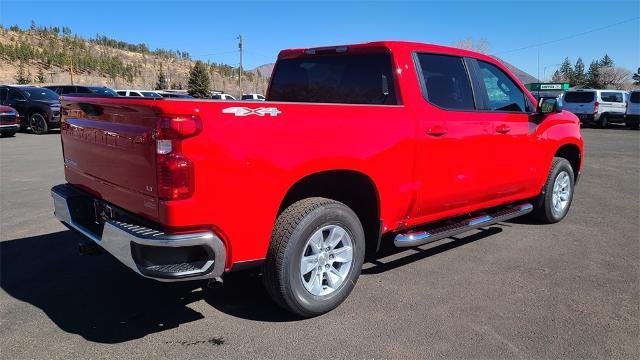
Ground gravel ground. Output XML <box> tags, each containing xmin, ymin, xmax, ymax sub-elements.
<box><xmin>1</xmin><ymin>127</ymin><xmax>638</xmax><ymax>359</ymax></box>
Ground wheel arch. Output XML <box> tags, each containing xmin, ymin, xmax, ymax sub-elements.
<box><xmin>278</xmin><ymin>170</ymin><xmax>382</xmax><ymax>255</ymax></box>
<box><xmin>554</xmin><ymin>143</ymin><xmax>582</xmax><ymax>182</ymax></box>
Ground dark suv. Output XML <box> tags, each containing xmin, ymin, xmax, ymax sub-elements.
<box><xmin>0</xmin><ymin>85</ymin><xmax>61</xmax><ymax>134</ymax></box>
<box><xmin>44</xmin><ymin>85</ymin><xmax>119</xmax><ymax>97</ymax></box>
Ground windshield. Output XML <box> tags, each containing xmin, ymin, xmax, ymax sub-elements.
<box><xmin>564</xmin><ymin>91</ymin><xmax>595</xmax><ymax>103</ymax></box>
<box><xmin>88</xmin><ymin>87</ymin><xmax>119</xmax><ymax>97</ymax></box>
<box><xmin>630</xmin><ymin>92</ymin><xmax>640</xmax><ymax>103</ymax></box>
<box><xmin>23</xmin><ymin>88</ymin><xmax>59</xmax><ymax>101</ymax></box>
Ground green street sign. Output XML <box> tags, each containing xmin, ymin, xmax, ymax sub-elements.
<box><xmin>525</xmin><ymin>83</ymin><xmax>570</xmax><ymax>91</ymax></box>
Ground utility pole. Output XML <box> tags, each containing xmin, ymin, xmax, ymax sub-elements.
<box><xmin>67</xmin><ymin>47</ymin><xmax>74</xmax><ymax>85</ymax></box>
<box><xmin>238</xmin><ymin>34</ymin><xmax>243</xmax><ymax>97</ymax></box>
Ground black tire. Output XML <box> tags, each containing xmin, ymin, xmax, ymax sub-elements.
<box><xmin>599</xmin><ymin>114</ymin><xmax>608</xmax><ymax>128</ymax></box>
<box><xmin>263</xmin><ymin>197</ymin><xmax>365</xmax><ymax>317</ymax></box>
<box><xmin>0</xmin><ymin>131</ymin><xmax>16</xmax><ymax>137</ymax></box>
<box><xmin>532</xmin><ymin>157</ymin><xmax>575</xmax><ymax>224</ymax></box>
<box><xmin>29</xmin><ymin>113</ymin><xmax>49</xmax><ymax>135</ymax></box>
<box><xmin>627</xmin><ymin>122</ymin><xmax>639</xmax><ymax>130</ymax></box>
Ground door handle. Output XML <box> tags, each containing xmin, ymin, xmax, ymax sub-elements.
<box><xmin>496</xmin><ymin>124</ymin><xmax>511</xmax><ymax>134</ymax></box>
<box><xmin>426</xmin><ymin>125</ymin><xmax>447</xmax><ymax>137</ymax></box>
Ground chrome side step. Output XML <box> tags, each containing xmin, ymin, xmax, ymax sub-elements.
<box><xmin>394</xmin><ymin>203</ymin><xmax>533</xmax><ymax>248</ymax></box>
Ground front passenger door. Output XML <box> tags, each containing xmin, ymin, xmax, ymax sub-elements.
<box><xmin>471</xmin><ymin>59</ymin><xmax>541</xmax><ymax>201</ymax></box>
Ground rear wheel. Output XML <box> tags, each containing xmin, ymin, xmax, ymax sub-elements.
<box><xmin>532</xmin><ymin>158</ymin><xmax>575</xmax><ymax>223</ymax></box>
<box><xmin>0</xmin><ymin>131</ymin><xmax>16</xmax><ymax>137</ymax></box>
<box><xmin>627</xmin><ymin>121</ymin><xmax>639</xmax><ymax>130</ymax></box>
<box><xmin>599</xmin><ymin>114</ymin><xmax>609</xmax><ymax>128</ymax></box>
<box><xmin>29</xmin><ymin>113</ymin><xmax>49</xmax><ymax>135</ymax></box>
<box><xmin>263</xmin><ymin>197</ymin><xmax>365</xmax><ymax>317</ymax></box>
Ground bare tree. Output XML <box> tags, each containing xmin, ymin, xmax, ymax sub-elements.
<box><xmin>452</xmin><ymin>37</ymin><xmax>491</xmax><ymax>54</ymax></box>
<box><xmin>598</xmin><ymin>66</ymin><xmax>632</xmax><ymax>89</ymax></box>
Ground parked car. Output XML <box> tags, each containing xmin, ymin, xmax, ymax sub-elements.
<box><xmin>156</xmin><ymin>91</ymin><xmax>194</xmax><ymax>99</ymax></box>
<box><xmin>212</xmin><ymin>93</ymin><xmax>236</xmax><ymax>100</ymax></box>
<box><xmin>52</xmin><ymin>41</ymin><xmax>583</xmax><ymax>317</ymax></box>
<box><xmin>0</xmin><ymin>85</ymin><xmax>60</xmax><ymax>134</ymax></box>
<box><xmin>44</xmin><ymin>85</ymin><xmax>119</xmax><ymax>97</ymax></box>
<box><xmin>241</xmin><ymin>93</ymin><xmax>266</xmax><ymax>101</ymax></box>
<box><xmin>0</xmin><ymin>105</ymin><xmax>20</xmax><ymax>137</ymax></box>
<box><xmin>562</xmin><ymin>89</ymin><xmax>627</xmax><ymax>127</ymax></box>
<box><xmin>626</xmin><ymin>90</ymin><xmax>640</xmax><ymax>130</ymax></box>
<box><xmin>115</xmin><ymin>90</ymin><xmax>162</xmax><ymax>98</ymax></box>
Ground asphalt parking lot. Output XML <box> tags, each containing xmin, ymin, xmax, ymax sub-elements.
<box><xmin>1</xmin><ymin>128</ymin><xmax>638</xmax><ymax>359</ymax></box>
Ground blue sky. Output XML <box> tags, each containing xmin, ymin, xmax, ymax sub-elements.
<box><xmin>2</xmin><ymin>0</ymin><xmax>638</xmax><ymax>79</ymax></box>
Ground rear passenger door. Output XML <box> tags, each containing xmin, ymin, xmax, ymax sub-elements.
<box><xmin>470</xmin><ymin>59</ymin><xmax>540</xmax><ymax>200</ymax></box>
<box><xmin>411</xmin><ymin>53</ymin><xmax>494</xmax><ymax>218</ymax></box>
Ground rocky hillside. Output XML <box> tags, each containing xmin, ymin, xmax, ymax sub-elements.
<box><xmin>0</xmin><ymin>24</ymin><xmax>269</xmax><ymax>95</ymax></box>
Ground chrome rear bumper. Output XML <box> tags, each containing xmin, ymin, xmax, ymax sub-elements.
<box><xmin>51</xmin><ymin>184</ymin><xmax>226</xmax><ymax>282</ymax></box>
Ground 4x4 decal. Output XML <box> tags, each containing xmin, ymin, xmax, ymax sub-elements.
<box><xmin>222</xmin><ymin>107</ymin><xmax>282</xmax><ymax>117</ymax></box>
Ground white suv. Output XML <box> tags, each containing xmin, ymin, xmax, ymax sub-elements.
<box><xmin>626</xmin><ymin>90</ymin><xmax>640</xmax><ymax>130</ymax></box>
<box><xmin>562</xmin><ymin>89</ymin><xmax>628</xmax><ymax>128</ymax></box>
<box><xmin>116</xmin><ymin>90</ymin><xmax>162</xmax><ymax>98</ymax></box>
<box><xmin>211</xmin><ymin>93</ymin><xmax>236</xmax><ymax>100</ymax></box>
<box><xmin>241</xmin><ymin>93</ymin><xmax>266</xmax><ymax>101</ymax></box>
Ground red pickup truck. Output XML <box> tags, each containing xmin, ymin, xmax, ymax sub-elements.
<box><xmin>52</xmin><ymin>41</ymin><xmax>583</xmax><ymax>317</ymax></box>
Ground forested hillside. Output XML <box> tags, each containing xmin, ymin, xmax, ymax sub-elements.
<box><xmin>0</xmin><ymin>22</ymin><xmax>269</xmax><ymax>95</ymax></box>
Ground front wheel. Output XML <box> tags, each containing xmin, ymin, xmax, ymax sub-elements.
<box><xmin>29</xmin><ymin>113</ymin><xmax>49</xmax><ymax>135</ymax></box>
<box><xmin>263</xmin><ymin>197</ymin><xmax>365</xmax><ymax>317</ymax></box>
<box><xmin>532</xmin><ymin>158</ymin><xmax>575</xmax><ymax>223</ymax></box>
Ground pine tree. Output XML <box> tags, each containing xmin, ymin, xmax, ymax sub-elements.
<box><xmin>35</xmin><ymin>68</ymin><xmax>46</xmax><ymax>83</ymax></box>
<box><xmin>187</xmin><ymin>61</ymin><xmax>211</xmax><ymax>98</ymax></box>
<box><xmin>586</xmin><ymin>60</ymin><xmax>601</xmax><ymax>89</ymax></box>
<box><xmin>573</xmin><ymin>58</ymin><xmax>586</xmax><ymax>87</ymax></box>
<box><xmin>15</xmin><ymin>61</ymin><xmax>31</xmax><ymax>84</ymax></box>
<box><xmin>600</xmin><ymin>54</ymin><xmax>614</xmax><ymax>67</ymax></box>
<box><xmin>155</xmin><ymin>65</ymin><xmax>168</xmax><ymax>90</ymax></box>
<box><xmin>559</xmin><ymin>57</ymin><xmax>573</xmax><ymax>84</ymax></box>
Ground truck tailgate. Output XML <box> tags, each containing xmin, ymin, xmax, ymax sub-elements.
<box><xmin>61</xmin><ymin>98</ymin><xmax>160</xmax><ymax>219</ymax></box>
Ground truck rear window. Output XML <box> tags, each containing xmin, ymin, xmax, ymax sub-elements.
<box><xmin>564</xmin><ymin>91</ymin><xmax>594</xmax><ymax>103</ymax></box>
<box><xmin>630</xmin><ymin>92</ymin><xmax>640</xmax><ymax>103</ymax></box>
<box><xmin>268</xmin><ymin>53</ymin><xmax>397</xmax><ymax>105</ymax></box>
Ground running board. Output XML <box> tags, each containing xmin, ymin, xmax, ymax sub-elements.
<box><xmin>394</xmin><ymin>203</ymin><xmax>533</xmax><ymax>248</ymax></box>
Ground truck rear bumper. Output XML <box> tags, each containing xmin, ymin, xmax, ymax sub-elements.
<box><xmin>51</xmin><ymin>184</ymin><xmax>226</xmax><ymax>282</ymax></box>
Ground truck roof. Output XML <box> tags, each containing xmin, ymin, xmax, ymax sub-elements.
<box><xmin>277</xmin><ymin>40</ymin><xmax>497</xmax><ymax>62</ymax></box>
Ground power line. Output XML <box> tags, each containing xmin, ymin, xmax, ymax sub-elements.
<box><xmin>497</xmin><ymin>17</ymin><xmax>639</xmax><ymax>54</ymax></box>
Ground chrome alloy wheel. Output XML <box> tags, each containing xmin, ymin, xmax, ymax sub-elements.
<box><xmin>300</xmin><ymin>225</ymin><xmax>353</xmax><ymax>296</ymax></box>
<box><xmin>551</xmin><ymin>170</ymin><xmax>571</xmax><ymax>217</ymax></box>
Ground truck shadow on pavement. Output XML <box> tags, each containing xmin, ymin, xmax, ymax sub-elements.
<box><xmin>1</xmin><ymin>226</ymin><xmax>504</xmax><ymax>341</ymax></box>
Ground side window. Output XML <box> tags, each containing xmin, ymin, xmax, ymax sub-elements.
<box><xmin>116</xmin><ymin>91</ymin><xmax>126</xmax><ymax>96</ymax></box>
<box><xmin>129</xmin><ymin>92</ymin><xmax>142</xmax><ymax>97</ymax></box>
<box><xmin>8</xmin><ymin>89</ymin><xmax>25</xmax><ymax>101</ymax></box>
<box><xmin>601</xmin><ymin>92</ymin><xmax>623</xmax><ymax>102</ymax></box>
<box><xmin>212</xmin><ymin>94</ymin><xmax>222</xmax><ymax>99</ymax></box>
<box><xmin>59</xmin><ymin>86</ymin><xmax>74</xmax><ymax>94</ymax></box>
<box><xmin>0</xmin><ymin>88</ymin><xmax>7</xmax><ymax>102</ymax></box>
<box><xmin>416</xmin><ymin>53</ymin><xmax>475</xmax><ymax>110</ymax></box>
<box><xmin>75</xmin><ymin>87</ymin><xmax>92</xmax><ymax>94</ymax></box>
<box><xmin>477</xmin><ymin>61</ymin><xmax>526</xmax><ymax>112</ymax></box>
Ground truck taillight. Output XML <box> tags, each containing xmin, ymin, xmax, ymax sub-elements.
<box><xmin>594</xmin><ymin>101</ymin><xmax>599</xmax><ymax>114</ymax></box>
<box><xmin>157</xmin><ymin>153</ymin><xmax>194</xmax><ymax>200</ymax></box>
<box><xmin>156</xmin><ymin>115</ymin><xmax>202</xmax><ymax>139</ymax></box>
<box><xmin>155</xmin><ymin>115</ymin><xmax>200</xmax><ymax>200</ymax></box>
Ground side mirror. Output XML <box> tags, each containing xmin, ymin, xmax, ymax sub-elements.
<box><xmin>537</xmin><ymin>96</ymin><xmax>562</xmax><ymax>114</ymax></box>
